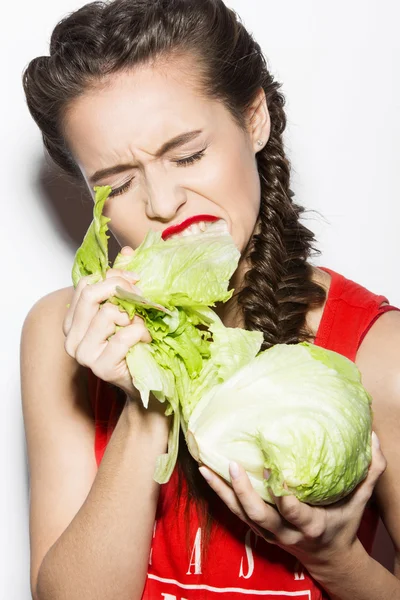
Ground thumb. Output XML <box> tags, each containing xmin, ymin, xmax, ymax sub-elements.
<box><xmin>349</xmin><ymin>431</ymin><xmax>387</xmax><ymax>511</ymax></box>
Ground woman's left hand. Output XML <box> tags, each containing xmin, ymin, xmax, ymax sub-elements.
<box><xmin>199</xmin><ymin>431</ymin><xmax>386</xmax><ymax>576</ymax></box>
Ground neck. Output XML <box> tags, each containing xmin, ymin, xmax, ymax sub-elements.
<box><xmin>214</xmin><ymin>261</ymin><xmax>331</xmax><ymax>336</ymax></box>
<box><xmin>214</xmin><ymin>220</ymin><xmax>261</xmax><ymax>329</ymax></box>
<box><xmin>214</xmin><ymin>253</ymin><xmax>249</xmax><ymax>329</ymax></box>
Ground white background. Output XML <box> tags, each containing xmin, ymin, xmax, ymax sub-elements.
<box><xmin>2</xmin><ymin>0</ymin><xmax>399</xmax><ymax>597</ymax></box>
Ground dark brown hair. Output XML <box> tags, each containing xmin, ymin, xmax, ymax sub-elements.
<box><xmin>23</xmin><ymin>0</ymin><xmax>326</xmax><ymax>556</ymax></box>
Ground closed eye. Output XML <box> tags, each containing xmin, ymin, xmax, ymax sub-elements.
<box><xmin>109</xmin><ymin>178</ymin><xmax>133</xmax><ymax>197</ymax></box>
<box><xmin>109</xmin><ymin>147</ymin><xmax>207</xmax><ymax>197</ymax></box>
<box><xmin>174</xmin><ymin>147</ymin><xmax>207</xmax><ymax>166</ymax></box>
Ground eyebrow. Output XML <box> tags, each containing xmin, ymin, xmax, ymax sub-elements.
<box><xmin>88</xmin><ymin>129</ymin><xmax>203</xmax><ymax>185</ymax></box>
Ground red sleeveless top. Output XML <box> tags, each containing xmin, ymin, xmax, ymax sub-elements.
<box><xmin>87</xmin><ymin>268</ymin><xmax>398</xmax><ymax>599</ymax></box>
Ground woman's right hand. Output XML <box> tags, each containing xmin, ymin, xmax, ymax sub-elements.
<box><xmin>62</xmin><ymin>246</ymin><xmax>151</xmax><ymax>400</ymax></box>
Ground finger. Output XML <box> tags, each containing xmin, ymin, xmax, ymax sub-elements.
<box><xmin>228</xmin><ymin>462</ymin><xmax>285</xmax><ymax>535</ymax></box>
<box><xmin>199</xmin><ymin>466</ymin><xmax>279</xmax><ymax>545</ymax></box>
<box><xmin>245</xmin><ymin>521</ymin><xmax>278</xmax><ymax>545</ymax></box>
<box><xmin>105</xmin><ymin>266</ymin><xmax>140</xmax><ymax>284</ymax></box>
<box><xmin>63</xmin><ymin>267</ymin><xmax>139</xmax><ymax>336</ymax></box>
<box><xmin>268</xmin><ymin>485</ymin><xmax>327</xmax><ymax>539</ymax></box>
<box><xmin>63</xmin><ymin>274</ymin><xmax>98</xmax><ymax>335</ymax></box>
<box><xmin>65</xmin><ymin>276</ymin><xmax>141</xmax><ymax>357</ymax></box>
<box><xmin>92</xmin><ymin>316</ymin><xmax>151</xmax><ymax>381</ymax></box>
<box><xmin>370</xmin><ymin>432</ymin><xmax>387</xmax><ymax>476</ymax></box>
<box><xmin>74</xmin><ymin>302</ymin><xmax>132</xmax><ymax>366</ymax></box>
<box><xmin>199</xmin><ymin>466</ymin><xmax>249</xmax><ymax>523</ymax></box>
<box><xmin>346</xmin><ymin>432</ymin><xmax>387</xmax><ymax>511</ymax></box>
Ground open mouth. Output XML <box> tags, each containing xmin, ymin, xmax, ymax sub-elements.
<box><xmin>162</xmin><ymin>215</ymin><xmax>228</xmax><ymax>241</ymax></box>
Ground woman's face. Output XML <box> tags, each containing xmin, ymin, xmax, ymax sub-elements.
<box><xmin>63</xmin><ymin>56</ymin><xmax>270</xmax><ymax>253</ymax></box>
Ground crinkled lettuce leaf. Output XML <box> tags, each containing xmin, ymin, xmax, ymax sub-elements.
<box><xmin>71</xmin><ymin>185</ymin><xmax>243</xmax><ymax>483</ymax></box>
<box><xmin>187</xmin><ymin>342</ymin><xmax>372</xmax><ymax>505</ymax></box>
<box><xmin>113</xmin><ymin>224</ymin><xmax>239</xmax><ymax>308</ymax></box>
<box><xmin>72</xmin><ymin>186</ymin><xmax>373</xmax><ymax>504</ymax></box>
<box><xmin>72</xmin><ymin>185</ymin><xmax>112</xmax><ymax>287</ymax></box>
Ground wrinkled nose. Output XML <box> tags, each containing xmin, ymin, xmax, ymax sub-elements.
<box><xmin>145</xmin><ymin>171</ymin><xmax>187</xmax><ymax>221</ymax></box>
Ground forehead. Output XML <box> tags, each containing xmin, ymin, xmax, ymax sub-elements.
<box><xmin>63</xmin><ymin>59</ymin><xmax>223</xmax><ymax>171</ymax></box>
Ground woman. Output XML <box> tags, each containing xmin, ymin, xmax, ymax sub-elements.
<box><xmin>20</xmin><ymin>0</ymin><xmax>400</xmax><ymax>598</ymax></box>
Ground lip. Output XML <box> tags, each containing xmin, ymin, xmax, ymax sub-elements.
<box><xmin>162</xmin><ymin>214</ymin><xmax>220</xmax><ymax>240</ymax></box>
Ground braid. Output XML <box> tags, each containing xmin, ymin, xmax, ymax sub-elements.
<box><xmin>23</xmin><ymin>0</ymin><xmax>327</xmax><ymax>546</ymax></box>
<box><xmin>238</xmin><ymin>82</ymin><xmax>326</xmax><ymax>349</ymax></box>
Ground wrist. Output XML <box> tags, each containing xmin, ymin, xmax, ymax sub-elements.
<box><xmin>122</xmin><ymin>392</ymin><xmax>171</xmax><ymax>440</ymax></box>
<box><xmin>305</xmin><ymin>538</ymin><xmax>369</xmax><ymax>586</ymax></box>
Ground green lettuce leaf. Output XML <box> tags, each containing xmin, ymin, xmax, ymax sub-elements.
<box><xmin>71</xmin><ymin>185</ymin><xmax>242</xmax><ymax>484</ymax></box>
<box><xmin>71</xmin><ymin>185</ymin><xmax>112</xmax><ymax>287</ymax></box>
<box><xmin>112</xmin><ymin>224</ymin><xmax>240</xmax><ymax>307</ymax></box>
<box><xmin>187</xmin><ymin>342</ymin><xmax>372</xmax><ymax>505</ymax></box>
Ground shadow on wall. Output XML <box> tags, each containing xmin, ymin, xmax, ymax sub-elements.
<box><xmin>33</xmin><ymin>155</ymin><xmax>396</xmax><ymax>575</ymax></box>
<box><xmin>35</xmin><ymin>156</ymin><xmax>120</xmax><ymax>262</ymax></box>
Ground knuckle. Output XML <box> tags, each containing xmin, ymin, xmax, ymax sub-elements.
<box><xmin>378</xmin><ymin>455</ymin><xmax>388</xmax><ymax>475</ymax></box>
<box><xmin>74</xmin><ymin>344</ymin><xmax>89</xmax><ymax>367</ymax></box>
<box><xmin>80</xmin><ymin>285</ymin><xmax>95</xmax><ymax>302</ymax></box>
<box><xmin>113</xmin><ymin>324</ymin><xmax>140</xmax><ymax>344</ymax></box>
<box><xmin>90</xmin><ymin>362</ymin><xmax>108</xmax><ymax>381</ymax></box>
<box><xmin>62</xmin><ymin>317</ymin><xmax>70</xmax><ymax>337</ymax></box>
<box><xmin>355</xmin><ymin>482</ymin><xmax>373</xmax><ymax>506</ymax></box>
<box><xmin>95</xmin><ymin>366</ymin><xmax>112</xmax><ymax>382</ymax></box>
<box><xmin>281</xmin><ymin>531</ymin><xmax>302</xmax><ymax>548</ymax></box>
<box><xmin>76</xmin><ymin>277</ymin><xmax>90</xmax><ymax>292</ymax></box>
<box><xmin>105</xmin><ymin>268</ymin><xmax>124</xmax><ymax>279</ymax></box>
<box><xmin>100</xmin><ymin>301</ymin><xmax>118</xmax><ymax>317</ymax></box>
<box><xmin>282</xmin><ymin>501</ymin><xmax>300</xmax><ymax>523</ymax></box>
<box><xmin>304</xmin><ymin>522</ymin><xmax>324</xmax><ymax>540</ymax></box>
<box><xmin>64</xmin><ymin>338</ymin><xmax>75</xmax><ymax>358</ymax></box>
<box><xmin>245</xmin><ymin>506</ymin><xmax>265</xmax><ymax>524</ymax></box>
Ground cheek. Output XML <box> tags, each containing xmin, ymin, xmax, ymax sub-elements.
<box><xmin>203</xmin><ymin>147</ymin><xmax>259</xmax><ymax>203</ymax></box>
<box><xmin>104</xmin><ymin>200</ymin><xmax>148</xmax><ymax>250</ymax></box>
<box><xmin>221</xmin><ymin>149</ymin><xmax>261</xmax><ymax>220</ymax></box>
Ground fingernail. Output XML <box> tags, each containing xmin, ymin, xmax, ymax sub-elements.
<box><xmin>199</xmin><ymin>466</ymin><xmax>213</xmax><ymax>482</ymax></box>
<box><xmin>229</xmin><ymin>461</ymin><xmax>240</xmax><ymax>480</ymax></box>
<box><xmin>372</xmin><ymin>431</ymin><xmax>380</xmax><ymax>449</ymax></box>
<box><xmin>121</xmin><ymin>246</ymin><xmax>134</xmax><ymax>255</ymax></box>
<box><xmin>263</xmin><ymin>468</ymin><xmax>270</xmax><ymax>480</ymax></box>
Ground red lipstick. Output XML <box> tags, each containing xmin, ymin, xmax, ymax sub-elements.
<box><xmin>162</xmin><ymin>215</ymin><xmax>219</xmax><ymax>240</ymax></box>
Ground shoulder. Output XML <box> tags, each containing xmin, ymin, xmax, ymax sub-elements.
<box><xmin>24</xmin><ymin>285</ymin><xmax>75</xmax><ymax>316</ymax></box>
<box><xmin>21</xmin><ymin>285</ymin><xmax>82</xmax><ymax>384</ymax></box>
<box><xmin>356</xmin><ymin>308</ymin><xmax>400</xmax><ymax>394</ymax></box>
<box><xmin>355</xmin><ymin>310</ymin><xmax>400</xmax><ymax>564</ymax></box>
<box><xmin>22</xmin><ymin>285</ymin><xmax>75</xmax><ymax>336</ymax></box>
<box><xmin>355</xmin><ymin>307</ymin><xmax>400</xmax><ymax>434</ymax></box>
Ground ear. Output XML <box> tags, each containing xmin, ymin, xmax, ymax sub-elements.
<box><xmin>245</xmin><ymin>87</ymin><xmax>271</xmax><ymax>153</ymax></box>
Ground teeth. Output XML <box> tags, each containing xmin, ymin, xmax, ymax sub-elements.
<box><xmin>187</xmin><ymin>223</ymin><xmax>202</xmax><ymax>235</ymax></box>
<box><xmin>168</xmin><ymin>219</ymin><xmax>227</xmax><ymax>241</ymax></box>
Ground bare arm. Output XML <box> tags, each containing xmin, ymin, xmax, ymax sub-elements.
<box><xmin>304</xmin><ymin>310</ymin><xmax>400</xmax><ymax>600</ymax></box>
<box><xmin>37</xmin><ymin>390</ymin><xmax>169</xmax><ymax>600</ymax></box>
<box><xmin>22</xmin><ymin>276</ymin><xmax>170</xmax><ymax>600</ymax></box>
